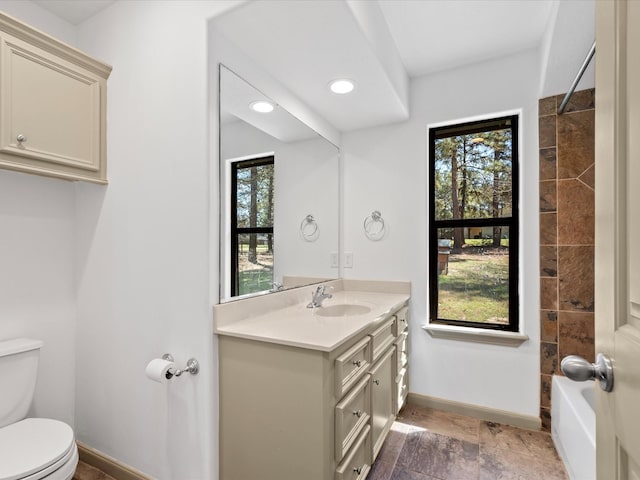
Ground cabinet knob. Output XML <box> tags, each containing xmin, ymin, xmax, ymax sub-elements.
<box><xmin>16</xmin><ymin>134</ymin><xmax>26</xmax><ymax>143</ymax></box>
<box><xmin>352</xmin><ymin>360</ymin><xmax>362</xmax><ymax>367</ymax></box>
<box><xmin>353</xmin><ymin>466</ymin><xmax>363</xmax><ymax>475</ymax></box>
<box><xmin>373</xmin><ymin>379</ymin><xmax>380</xmax><ymax>385</ymax></box>
<box><xmin>352</xmin><ymin>410</ymin><xmax>363</xmax><ymax>418</ymax></box>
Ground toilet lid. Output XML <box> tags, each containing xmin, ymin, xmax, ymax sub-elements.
<box><xmin>0</xmin><ymin>418</ymin><xmax>75</xmax><ymax>480</ymax></box>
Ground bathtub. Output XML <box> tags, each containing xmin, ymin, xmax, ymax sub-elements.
<box><xmin>551</xmin><ymin>375</ymin><xmax>596</xmax><ymax>480</ymax></box>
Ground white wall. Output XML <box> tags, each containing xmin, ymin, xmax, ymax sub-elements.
<box><xmin>0</xmin><ymin>2</ymin><xmax>78</xmax><ymax>428</ymax></box>
<box><xmin>0</xmin><ymin>171</ymin><xmax>77</xmax><ymax>427</ymax></box>
<box><xmin>342</xmin><ymin>50</ymin><xmax>541</xmax><ymax>417</ymax></box>
<box><xmin>72</xmin><ymin>2</ymin><xmax>240</xmax><ymax>479</ymax></box>
<box><xmin>539</xmin><ymin>0</ymin><xmax>595</xmax><ymax>98</ymax></box>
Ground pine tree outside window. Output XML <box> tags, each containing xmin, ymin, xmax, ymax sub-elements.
<box><xmin>428</xmin><ymin>115</ymin><xmax>519</xmax><ymax>331</ymax></box>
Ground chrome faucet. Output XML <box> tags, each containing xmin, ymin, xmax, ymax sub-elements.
<box><xmin>307</xmin><ymin>285</ymin><xmax>333</xmax><ymax>308</ymax></box>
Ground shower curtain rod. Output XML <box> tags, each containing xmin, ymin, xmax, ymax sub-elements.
<box><xmin>558</xmin><ymin>41</ymin><xmax>596</xmax><ymax>114</ymax></box>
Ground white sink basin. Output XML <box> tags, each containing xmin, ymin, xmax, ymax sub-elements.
<box><xmin>314</xmin><ymin>304</ymin><xmax>372</xmax><ymax>317</ymax></box>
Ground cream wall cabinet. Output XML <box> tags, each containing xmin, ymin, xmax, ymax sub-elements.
<box><xmin>0</xmin><ymin>13</ymin><xmax>111</xmax><ymax>183</ymax></box>
<box><xmin>218</xmin><ymin>303</ymin><xmax>409</xmax><ymax>480</ymax></box>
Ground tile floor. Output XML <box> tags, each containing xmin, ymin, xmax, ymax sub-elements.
<box><xmin>73</xmin><ymin>403</ymin><xmax>569</xmax><ymax>480</ymax></box>
<box><xmin>370</xmin><ymin>403</ymin><xmax>569</xmax><ymax>480</ymax></box>
<box><xmin>73</xmin><ymin>461</ymin><xmax>117</xmax><ymax>480</ymax></box>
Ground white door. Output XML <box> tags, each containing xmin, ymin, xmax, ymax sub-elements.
<box><xmin>595</xmin><ymin>0</ymin><xmax>640</xmax><ymax>478</ymax></box>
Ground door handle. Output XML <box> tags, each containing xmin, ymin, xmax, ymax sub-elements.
<box><xmin>561</xmin><ymin>353</ymin><xmax>614</xmax><ymax>392</ymax></box>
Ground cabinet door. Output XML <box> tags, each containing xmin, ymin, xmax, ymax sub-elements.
<box><xmin>393</xmin><ymin>306</ymin><xmax>409</xmax><ymax>336</ymax></box>
<box><xmin>370</xmin><ymin>317</ymin><xmax>395</xmax><ymax>363</ymax></box>
<box><xmin>335</xmin><ymin>375</ymin><xmax>370</xmax><ymax>461</ymax></box>
<box><xmin>369</xmin><ymin>346</ymin><xmax>395</xmax><ymax>460</ymax></box>
<box><xmin>335</xmin><ymin>425</ymin><xmax>371</xmax><ymax>480</ymax></box>
<box><xmin>395</xmin><ymin>366</ymin><xmax>408</xmax><ymax>415</ymax></box>
<box><xmin>0</xmin><ymin>32</ymin><xmax>106</xmax><ymax>182</ymax></box>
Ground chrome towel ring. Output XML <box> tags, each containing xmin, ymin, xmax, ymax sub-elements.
<box><xmin>364</xmin><ymin>210</ymin><xmax>385</xmax><ymax>241</ymax></box>
<box><xmin>300</xmin><ymin>214</ymin><xmax>319</xmax><ymax>242</ymax></box>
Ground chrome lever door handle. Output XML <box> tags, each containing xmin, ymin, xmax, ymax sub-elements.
<box><xmin>561</xmin><ymin>353</ymin><xmax>614</xmax><ymax>392</ymax></box>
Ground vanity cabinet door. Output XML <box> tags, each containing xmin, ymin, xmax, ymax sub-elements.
<box><xmin>335</xmin><ymin>337</ymin><xmax>371</xmax><ymax>398</ymax></box>
<box><xmin>369</xmin><ymin>346</ymin><xmax>395</xmax><ymax>460</ymax></box>
<box><xmin>395</xmin><ymin>331</ymin><xmax>408</xmax><ymax>372</ymax></box>
<box><xmin>393</xmin><ymin>306</ymin><xmax>409</xmax><ymax>336</ymax></box>
<box><xmin>0</xmin><ymin>15</ymin><xmax>110</xmax><ymax>183</ymax></box>
<box><xmin>395</xmin><ymin>366</ymin><xmax>408</xmax><ymax>414</ymax></box>
<box><xmin>335</xmin><ymin>375</ymin><xmax>370</xmax><ymax>461</ymax></box>
<box><xmin>335</xmin><ymin>425</ymin><xmax>371</xmax><ymax>480</ymax></box>
<box><xmin>370</xmin><ymin>317</ymin><xmax>396</xmax><ymax>363</ymax></box>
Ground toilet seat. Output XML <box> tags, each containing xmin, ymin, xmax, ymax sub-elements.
<box><xmin>0</xmin><ymin>418</ymin><xmax>76</xmax><ymax>480</ymax></box>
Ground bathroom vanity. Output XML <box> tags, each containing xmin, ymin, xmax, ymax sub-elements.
<box><xmin>213</xmin><ymin>279</ymin><xmax>410</xmax><ymax>480</ymax></box>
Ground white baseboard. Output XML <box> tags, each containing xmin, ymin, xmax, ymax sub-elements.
<box><xmin>77</xmin><ymin>442</ymin><xmax>154</xmax><ymax>480</ymax></box>
<box><xmin>407</xmin><ymin>392</ymin><xmax>542</xmax><ymax>431</ymax></box>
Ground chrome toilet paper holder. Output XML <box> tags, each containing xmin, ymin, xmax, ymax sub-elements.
<box><xmin>161</xmin><ymin>353</ymin><xmax>200</xmax><ymax>379</ymax></box>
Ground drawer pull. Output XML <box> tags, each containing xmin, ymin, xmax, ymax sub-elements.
<box><xmin>373</xmin><ymin>379</ymin><xmax>380</xmax><ymax>385</ymax></box>
<box><xmin>353</xmin><ymin>466</ymin><xmax>363</xmax><ymax>475</ymax></box>
<box><xmin>352</xmin><ymin>410</ymin><xmax>363</xmax><ymax>418</ymax></box>
<box><xmin>16</xmin><ymin>134</ymin><xmax>26</xmax><ymax>143</ymax></box>
<box><xmin>352</xmin><ymin>360</ymin><xmax>362</xmax><ymax>367</ymax></box>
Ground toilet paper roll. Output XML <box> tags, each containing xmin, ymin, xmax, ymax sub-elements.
<box><xmin>145</xmin><ymin>358</ymin><xmax>176</xmax><ymax>383</ymax></box>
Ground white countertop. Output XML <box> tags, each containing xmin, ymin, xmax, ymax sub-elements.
<box><xmin>214</xmin><ymin>289</ymin><xmax>409</xmax><ymax>352</ymax></box>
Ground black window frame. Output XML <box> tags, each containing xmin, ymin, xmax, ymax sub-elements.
<box><xmin>230</xmin><ymin>155</ymin><xmax>274</xmax><ymax>297</ymax></box>
<box><xmin>428</xmin><ymin>115</ymin><xmax>520</xmax><ymax>332</ymax></box>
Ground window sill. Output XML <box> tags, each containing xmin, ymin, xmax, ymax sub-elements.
<box><xmin>423</xmin><ymin>323</ymin><xmax>529</xmax><ymax>346</ymax></box>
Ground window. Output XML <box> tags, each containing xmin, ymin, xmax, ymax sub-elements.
<box><xmin>428</xmin><ymin>115</ymin><xmax>519</xmax><ymax>331</ymax></box>
<box><xmin>231</xmin><ymin>156</ymin><xmax>274</xmax><ymax>296</ymax></box>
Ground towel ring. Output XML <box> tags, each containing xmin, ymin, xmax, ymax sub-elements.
<box><xmin>364</xmin><ymin>210</ymin><xmax>385</xmax><ymax>241</ymax></box>
<box><xmin>300</xmin><ymin>214</ymin><xmax>319</xmax><ymax>242</ymax></box>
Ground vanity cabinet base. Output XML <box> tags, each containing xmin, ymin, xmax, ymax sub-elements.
<box><xmin>217</xmin><ymin>301</ymin><xmax>409</xmax><ymax>480</ymax></box>
<box><xmin>219</xmin><ymin>337</ymin><xmax>335</xmax><ymax>480</ymax></box>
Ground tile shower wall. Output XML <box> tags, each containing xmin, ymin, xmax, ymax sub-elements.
<box><xmin>538</xmin><ymin>88</ymin><xmax>595</xmax><ymax>431</ymax></box>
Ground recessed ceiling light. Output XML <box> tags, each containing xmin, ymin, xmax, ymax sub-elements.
<box><xmin>250</xmin><ymin>100</ymin><xmax>274</xmax><ymax>113</ymax></box>
<box><xmin>329</xmin><ymin>79</ymin><xmax>355</xmax><ymax>94</ymax></box>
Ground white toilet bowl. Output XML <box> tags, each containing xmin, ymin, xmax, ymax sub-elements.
<box><xmin>0</xmin><ymin>339</ymin><xmax>78</xmax><ymax>480</ymax></box>
<box><xmin>0</xmin><ymin>418</ymin><xmax>78</xmax><ymax>480</ymax></box>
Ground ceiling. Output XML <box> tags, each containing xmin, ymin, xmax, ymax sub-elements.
<box><xmin>32</xmin><ymin>0</ymin><xmax>115</xmax><ymax>25</ymax></box>
<box><xmin>211</xmin><ymin>0</ymin><xmax>557</xmax><ymax>133</ymax></box>
<box><xmin>31</xmin><ymin>0</ymin><xmax>563</xmax><ymax>133</ymax></box>
<box><xmin>378</xmin><ymin>0</ymin><xmax>554</xmax><ymax>77</ymax></box>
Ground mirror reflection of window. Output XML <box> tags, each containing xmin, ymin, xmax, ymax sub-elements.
<box><xmin>231</xmin><ymin>156</ymin><xmax>275</xmax><ymax>296</ymax></box>
<box><xmin>218</xmin><ymin>64</ymin><xmax>340</xmax><ymax>302</ymax></box>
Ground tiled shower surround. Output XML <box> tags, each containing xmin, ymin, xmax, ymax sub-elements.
<box><xmin>538</xmin><ymin>88</ymin><xmax>595</xmax><ymax>431</ymax></box>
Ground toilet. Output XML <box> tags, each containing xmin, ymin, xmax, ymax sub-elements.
<box><xmin>0</xmin><ymin>338</ymin><xmax>78</xmax><ymax>480</ymax></box>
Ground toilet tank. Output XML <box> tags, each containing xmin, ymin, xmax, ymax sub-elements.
<box><xmin>0</xmin><ymin>338</ymin><xmax>43</xmax><ymax>428</ymax></box>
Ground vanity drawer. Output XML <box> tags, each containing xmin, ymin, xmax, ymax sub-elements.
<box><xmin>335</xmin><ymin>375</ymin><xmax>370</xmax><ymax>461</ymax></box>
<box><xmin>396</xmin><ymin>366</ymin><xmax>409</xmax><ymax>414</ymax></box>
<box><xmin>335</xmin><ymin>337</ymin><xmax>371</xmax><ymax>398</ymax></box>
<box><xmin>335</xmin><ymin>424</ymin><xmax>371</xmax><ymax>480</ymax></box>
<box><xmin>370</xmin><ymin>317</ymin><xmax>396</xmax><ymax>363</ymax></box>
<box><xmin>393</xmin><ymin>306</ymin><xmax>409</xmax><ymax>336</ymax></box>
<box><xmin>395</xmin><ymin>331</ymin><xmax>408</xmax><ymax>371</ymax></box>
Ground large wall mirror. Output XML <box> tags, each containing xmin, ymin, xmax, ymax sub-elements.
<box><xmin>219</xmin><ymin>65</ymin><xmax>340</xmax><ymax>302</ymax></box>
